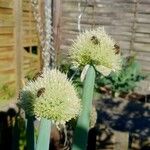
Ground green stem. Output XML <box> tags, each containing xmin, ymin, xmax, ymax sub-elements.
<box><xmin>26</xmin><ymin>116</ymin><xmax>35</xmax><ymax>150</ymax></box>
<box><xmin>36</xmin><ymin>118</ymin><xmax>51</xmax><ymax>150</ymax></box>
<box><xmin>72</xmin><ymin>66</ymin><xmax>95</xmax><ymax>150</ymax></box>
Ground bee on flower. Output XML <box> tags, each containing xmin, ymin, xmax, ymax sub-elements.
<box><xmin>69</xmin><ymin>27</ymin><xmax>122</xmax><ymax>76</ymax></box>
<box><xmin>19</xmin><ymin>69</ymin><xmax>81</xmax><ymax>125</ymax></box>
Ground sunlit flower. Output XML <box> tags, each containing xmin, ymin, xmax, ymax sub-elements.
<box><xmin>69</xmin><ymin>27</ymin><xmax>122</xmax><ymax>76</ymax></box>
<box><xmin>19</xmin><ymin>76</ymin><xmax>45</xmax><ymax>116</ymax></box>
<box><xmin>20</xmin><ymin>69</ymin><xmax>81</xmax><ymax>125</ymax></box>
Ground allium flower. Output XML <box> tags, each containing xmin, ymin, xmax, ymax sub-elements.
<box><xmin>69</xmin><ymin>27</ymin><xmax>122</xmax><ymax>76</ymax></box>
<box><xmin>20</xmin><ymin>69</ymin><xmax>81</xmax><ymax>125</ymax></box>
<box><xmin>19</xmin><ymin>76</ymin><xmax>45</xmax><ymax>116</ymax></box>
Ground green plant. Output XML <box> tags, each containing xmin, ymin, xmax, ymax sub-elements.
<box><xmin>72</xmin><ymin>66</ymin><xmax>96</xmax><ymax>150</ymax></box>
<box><xmin>95</xmin><ymin>56</ymin><xmax>146</xmax><ymax>97</ymax></box>
<box><xmin>0</xmin><ymin>84</ymin><xmax>15</xmax><ymax>101</ymax></box>
<box><xmin>36</xmin><ymin>118</ymin><xmax>51</xmax><ymax>150</ymax></box>
<box><xmin>19</xmin><ymin>27</ymin><xmax>123</xmax><ymax>150</ymax></box>
<box><xmin>60</xmin><ymin>56</ymin><xmax>146</xmax><ymax>98</ymax></box>
<box><xmin>20</xmin><ymin>69</ymin><xmax>81</xmax><ymax>150</ymax></box>
<box><xmin>25</xmin><ymin>70</ymin><xmax>39</xmax><ymax>81</ymax></box>
<box><xmin>69</xmin><ymin>28</ymin><xmax>121</xmax><ymax>150</ymax></box>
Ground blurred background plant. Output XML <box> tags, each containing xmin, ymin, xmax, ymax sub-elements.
<box><xmin>95</xmin><ymin>56</ymin><xmax>146</xmax><ymax>98</ymax></box>
<box><xmin>24</xmin><ymin>70</ymin><xmax>38</xmax><ymax>81</ymax></box>
<box><xmin>59</xmin><ymin>56</ymin><xmax>146</xmax><ymax>99</ymax></box>
<box><xmin>0</xmin><ymin>83</ymin><xmax>15</xmax><ymax>101</ymax></box>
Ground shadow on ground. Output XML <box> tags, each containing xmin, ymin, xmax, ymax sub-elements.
<box><xmin>95</xmin><ymin>97</ymin><xmax>150</xmax><ymax>139</ymax></box>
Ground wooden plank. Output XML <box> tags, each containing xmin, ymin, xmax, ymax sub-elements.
<box><xmin>0</xmin><ymin>62</ymin><xmax>15</xmax><ymax>69</ymax></box>
<box><xmin>0</xmin><ymin>52</ymin><xmax>15</xmax><ymax>59</ymax></box>
<box><xmin>136</xmin><ymin>24</ymin><xmax>150</xmax><ymax>34</ymax></box>
<box><xmin>23</xmin><ymin>38</ymin><xmax>38</xmax><ymax>46</ymax></box>
<box><xmin>133</xmin><ymin>50</ymin><xmax>150</xmax><ymax>63</ymax></box>
<box><xmin>0</xmin><ymin>71</ymin><xmax>16</xmax><ymax>78</ymax></box>
<box><xmin>0</xmin><ymin>8</ymin><xmax>12</xmax><ymax>14</ymax></box>
<box><xmin>23</xmin><ymin>52</ymin><xmax>39</xmax><ymax>59</ymax></box>
<box><xmin>0</xmin><ymin>68</ymin><xmax>15</xmax><ymax>74</ymax></box>
<box><xmin>22</xmin><ymin>18</ymin><xmax>35</xmax><ymax>22</ymax></box>
<box><xmin>0</xmin><ymin>0</ymin><xmax>13</xmax><ymax>9</ymax></box>
<box><xmin>23</xmin><ymin>42</ymin><xmax>39</xmax><ymax>47</ymax></box>
<box><xmin>13</xmin><ymin>0</ymin><xmax>23</xmax><ymax>94</ymax></box>
<box><xmin>23</xmin><ymin>62</ymin><xmax>39</xmax><ymax>67</ymax></box>
<box><xmin>109</xmin><ymin>35</ymin><xmax>131</xmax><ymax>42</ymax></box>
<box><xmin>0</xmin><ymin>27</ymin><xmax>13</xmax><ymax>34</ymax></box>
<box><xmin>134</xmin><ymin>43</ymin><xmax>150</xmax><ymax>52</ymax></box>
<box><xmin>134</xmin><ymin>33</ymin><xmax>150</xmax><ymax>45</ymax></box>
<box><xmin>53</xmin><ymin>0</ymin><xmax>62</xmax><ymax>65</ymax></box>
<box><xmin>22</xmin><ymin>1</ymin><xmax>30</xmax><ymax>11</ymax></box>
<box><xmin>0</xmin><ymin>13</ymin><xmax>13</xmax><ymax>21</ymax></box>
<box><xmin>0</xmin><ymin>46</ymin><xmax>14</xmax><ymax>53</ymax></box>
<box><xmin>138</xmin><ymin>4</ymin><xmax>150</xmax><ymax>14</ymax></box>
<box><xmin>23</xmin><ymin>35</ymin><xmax>38</xmax><ymax>39</ymax></box>
<box><xmin>137</xmin><ymin>14</ymin><xmax>150</xmax><ymax>24</ymax></box>
<box><xmin>62</xmin><ymin>3</ymin><xmax>135</xmax><ymax>15</ymax></box>
<box><xmin>22</xmin><ymin>21</ymin><xmax>37</xmax><ymax>28</ymax></box>
<box><xmin>0</xmin><ymin>14</ymin><xmax>14</xmax><ymax>27</ymax></box>
<box><xmin>116</xmin><ymin>41</ymin><xmax>131</xmax><ymax>50</ymax></box>
<box><xmin>0</xmin><ymin>34</ymin><xmax>13</xmax><ymax>38</ymax></box>
<box><xmin>23</xmin><ymin>29</ymin><xmax>37</xmax><ymax>35</ymax></box>
<box><xmin>22</xmin><ymin>12</ymin><xmax>30</xmax><ymax>18</ymax></box>
<box><xmin>0</xmin><ymin>34</ymin><xmax>14</xmax><ymax>47</ymax></box>
<box><xmin>23</xmin><ymin>65</ymin><xmax>39</xmax><ymax>71</ymax></box>
<box><xmin>0</xmin><ymin>56</ymin><xmax>14</xmax><ymax>62</ymax></box>
<box><xmin>63</xmin><ymin>0</ymin><xmax>135</xmax><ymax>3</ymax></box>
<box><xmin>0</xmin><ymin>38</ymin><xmax>14</xmax><ymax>46</ymax></box>
<box><xmin>137</xmin><ymin>60</ymin><xmax>150</xmax><ymax>71</ymax></box>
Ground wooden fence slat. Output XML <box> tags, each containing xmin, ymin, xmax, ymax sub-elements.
<box><xmin>0</xmin><ymin>27</ymin><xmax>13</xmax><ymax>34</ymax></box>
<box><xmin>0</xmin><ymin>8</ymin><xmax>13</xmax><ymax>14</ymax></box>
<box><xmin>53</xmin><ymin>0</ymin><xmax>62</xmax><ymax>65</ymax></box>
<box><xmin>0</xmin><ymin>0</ymin><xmax>13</xmax><ymax>9</ymax></box>
<box><xmin>14</xmin><ymin>0</ymin><xmax>23</xmax><ymax>94</ymax></box>
<box><xmin>0</xmin><ymin>46</ymin><xmax>14</xmax><ymax>53</ymax></box>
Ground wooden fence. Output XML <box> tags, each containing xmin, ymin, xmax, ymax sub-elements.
<box><xmin>1</xmin><ymin>0</ymin><xmax>150</xmax><ymax>102</ymax></box>
<box><xmin>55</xmin><ymin>0</ymin><xmax>150</xmax><ymax>73</ymax></box>
<box><xmin>0</xmin><ymin>0</ymin><xmax>40</xmax><ymax>103</ymax></box>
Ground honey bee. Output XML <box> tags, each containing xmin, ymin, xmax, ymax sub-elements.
<box><xmin>114</xmin><ymin>44</ymin><xmax>120</xmax><ymax>54</ymax></box>
<box><xmin>91</xmin><ymin>36</ymin><xmax>100</xmax><ymax>45</ymax></box>
<box><xmin>32</xmin><ymin>71</ymin><xmax>43</xmax><ymax>81</ymax></box>
<box><xmin>37</xmin><ymin>87</ymin><xmax>45</xmax><ymax>97</ymax></box>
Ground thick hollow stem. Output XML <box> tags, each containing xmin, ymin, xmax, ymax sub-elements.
<box><xmin>36</xmin><ymin>118</ymin><xmax>51</xmax><ymax>150</ymax></box>
<box><xmin>72</xmin><ymin>66</ymin><xmax>95</xmax><ymax>150</ymax></box>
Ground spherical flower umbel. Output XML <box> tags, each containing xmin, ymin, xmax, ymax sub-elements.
<box><xmin>69</xmin><ymin>27</ymin><xmax>122</xmax><ymax>76</ymax></box>
<box><xmin>19</xmin><ymin>75</ymin><xmax>46</xmax><ymax>116</ymax></box>
<box><xmin>20</xmin><ymin>69</ymin><xmax>81</xmax><ymax>125</ymax></box>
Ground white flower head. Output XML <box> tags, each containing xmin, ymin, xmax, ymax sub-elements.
<box><xmin>69</xmin><ymin>27</ymin><xmax>122</xmax><ymax>76</ymax></box>
<box><xmin>20</xmin><ymin>69</ymin><xmax>81</xmax><ymax>125</ymax></box>
<box><xmin>19</xmin><ymin>75</ymin><xmax>46</xmax><ymax>116</ymax></box>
